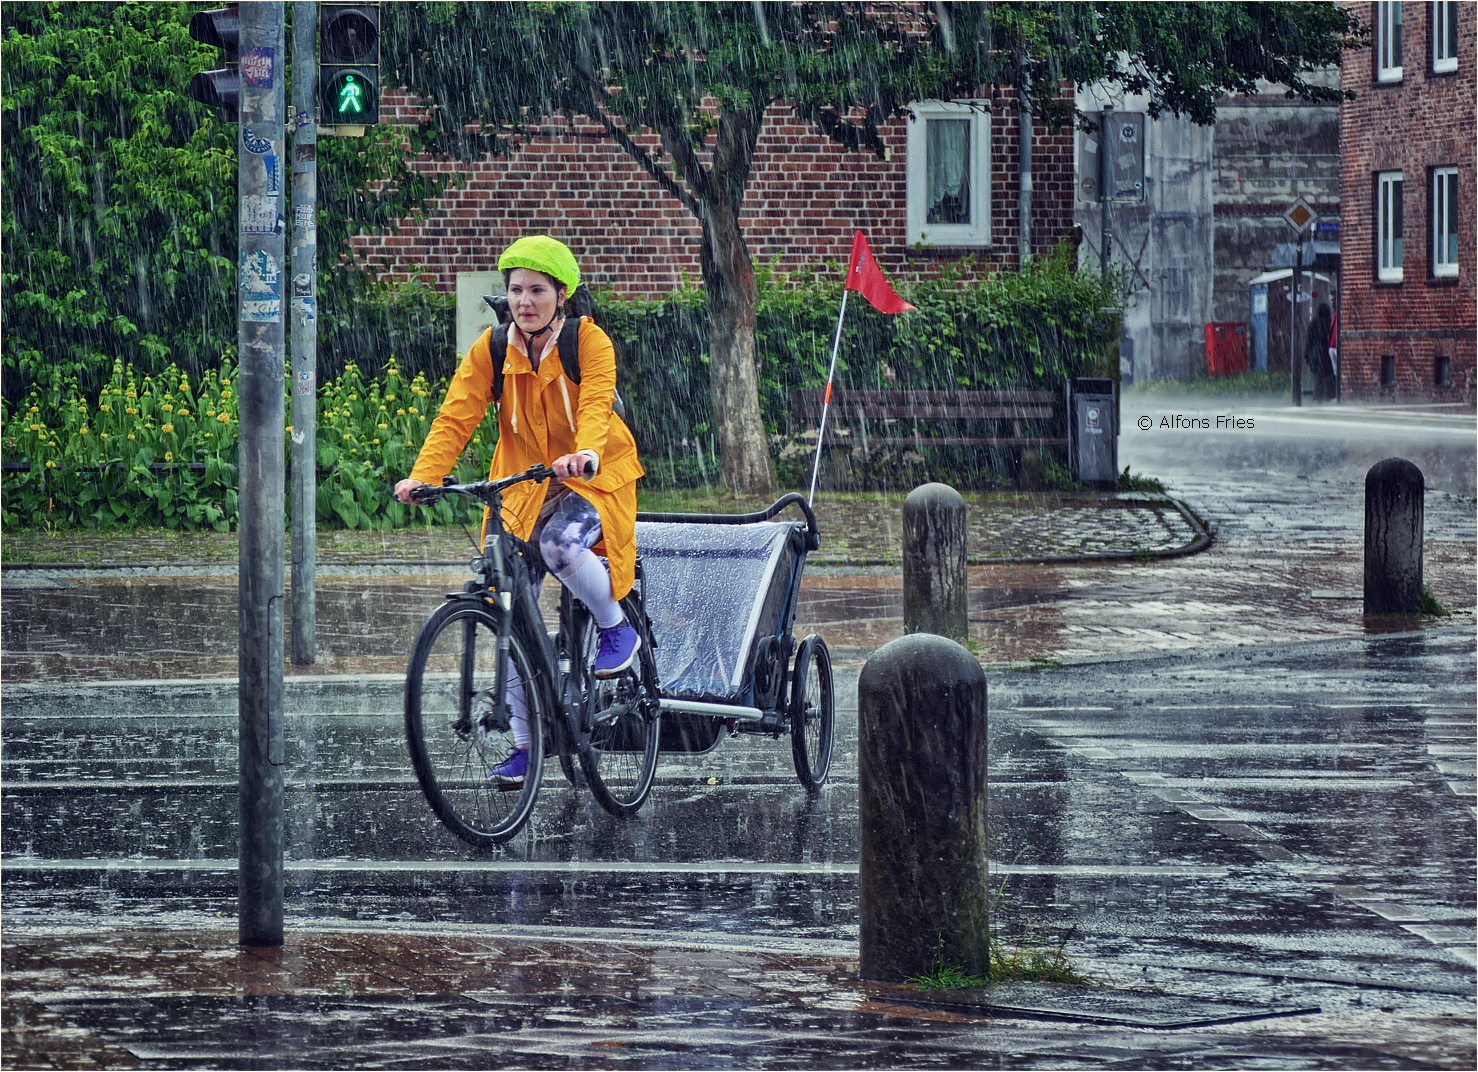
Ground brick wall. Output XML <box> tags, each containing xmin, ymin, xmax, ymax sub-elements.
<box><xmin>353</xmin><ymin>85</ymin><xmax>1076</xmax><ymax>298</ymax></box>
<box><xmin>1338</xmin><ymin>0</ymin><xmax>1475</xmax><ymax>403</ymax></box>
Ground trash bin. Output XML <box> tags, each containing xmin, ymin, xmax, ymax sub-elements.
<box><xmin>1067</xmin><ymin>377</ymin><xmax>1118</xmax><ymax>489</ymax></box>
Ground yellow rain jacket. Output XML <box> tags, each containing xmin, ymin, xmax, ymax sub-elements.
<box><xmin>409</xmin><ymin>318</ymin><xmax>644</xmax><ymax>599</ymax></box>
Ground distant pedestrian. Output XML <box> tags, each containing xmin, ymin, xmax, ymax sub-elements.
<box><xmin>1307</xmin><ymin>301</ymin><xmax>1336</xmax><ymax>402</ymax></box>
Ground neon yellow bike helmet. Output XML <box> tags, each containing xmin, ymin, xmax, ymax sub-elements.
<box><xmin>498</xmin><ymin>235</ymin><xmax>580</xmax><ymax>292</ymax></box>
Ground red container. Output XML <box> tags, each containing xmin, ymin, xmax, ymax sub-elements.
<box><xmin>1205</xmin><ymin>322</ymin><xmax>1249</xmax><ymax>377</ymax></box>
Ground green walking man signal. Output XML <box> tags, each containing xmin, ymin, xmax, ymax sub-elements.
<box><xmin>319</xmin><ymin>3</ymin><xmax>378</xmax><ymax>129</ymax></box>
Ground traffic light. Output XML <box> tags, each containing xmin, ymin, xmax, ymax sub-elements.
<box><xmin>320</xmin><ymin>3</ymin><xmax>379</xmax><ymax>128</ymax></box>
<box><xmin>186</xmin><ymin>7</ymin><xmax>241</xmax><ymax>121</ymax></box>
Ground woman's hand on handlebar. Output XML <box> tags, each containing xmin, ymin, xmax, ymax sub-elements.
<box><xmin>550</xmin><ymin>453</ymin><xmax>595</xmax><ymax>481</ymax></box>
<box><xmin>394</xmin><ymin>477</ymin><xmax>430</xmax><ymax>504</ymax></box>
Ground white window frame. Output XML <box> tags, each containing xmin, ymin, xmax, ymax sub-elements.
<box><xmin>905</xmin><ymin>101</ymin><xmax>990</xmax><ymax>247</ymax></box>
<box><xmin>1378</xmin><ymin>171</ymin><xmax>1404</xmax><ymax>282</ymax></box>
<box><xmin>1433</xmin><ymin>167</ymin><xmax>1459</xmax><ymax>277</ymax></box>
<box><xmin>1433</xmin><ymin>1</ymin><xmax>1459</xmax><ymax>72</ymax></box>
<box><xmin>1377</xmin><ymin>1</ymin><xmax>1404</xmax><ymax>81</ymax></box>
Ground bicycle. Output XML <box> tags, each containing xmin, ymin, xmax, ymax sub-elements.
<box><xmin>403</xmin><ymin>463</ymin><xmax>662</xmax><ymax>847</ymax></box>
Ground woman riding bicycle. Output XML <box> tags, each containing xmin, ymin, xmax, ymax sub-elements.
<box><xmin>394</xmin><ymin>236</ymin><xmax>644</xmax><ymax>784</ymax></box>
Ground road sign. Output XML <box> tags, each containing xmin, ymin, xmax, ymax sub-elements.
<box><xmin>1283</xmin><ymin>197</ymin><xmax>1318</xmax><ymax>233</ymax></box>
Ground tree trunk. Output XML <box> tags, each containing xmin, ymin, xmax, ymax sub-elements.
<box><xmin>700</xmin><ymin>110</ymin><xmax>776</xmax><ymax>497</ymax></box>
<box><xmin>701</xmin><ymin>200</ymin><xmax>776</xmax><ymax>496</ymax></box>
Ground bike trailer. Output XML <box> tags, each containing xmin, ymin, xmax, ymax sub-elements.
<box><xmin>634</xmin><ymin>495</ymin><xmax>818</xmax><ymax>753</ymax></box>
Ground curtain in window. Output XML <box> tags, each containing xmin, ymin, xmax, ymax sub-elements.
<box><xmin>926</xmin><ymin>119</ymin><xmax>970</xmax><ymax>225</ymax></box>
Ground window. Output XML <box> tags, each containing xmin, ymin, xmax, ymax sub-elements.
<box><xmin>1435</xmin><ymin>355</ymin><xmax>1452</xmax><ymax>387</ymax></box>
<box><xmin>1377</xmin><ymin>171</ymin><xmax>1404</xmax><ymax>282</ymax></box>
<box><xmin>1381</xmin><ymin>355</ymin><xmax>1398</xmax><ymax>386</ymax></box>
<box><xmin>1377</xmin><ymin>1</ymin><xmax>1403</xmax><ymax>81</ymax></box>
<box><xmin>906</xmin><ymin>102</ymin><xmax>990</xmax><ymax>247</ymax></box>
<box><xmin>1433</xmin><ymin>167</ymin><xmax>1459</xmax><ymax>277</ymax></box>
<box><xmin>1433</xmin><ymin>1</ymin><xmax>1459</xmax><ymax>72</ymax></box>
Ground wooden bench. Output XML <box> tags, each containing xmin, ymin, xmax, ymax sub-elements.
<box><xmin>791</xmin><ymin>389</ymin><xmax>1067</xmax><ymax>450</ymax></box>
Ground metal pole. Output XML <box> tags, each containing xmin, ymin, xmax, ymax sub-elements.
<box><xmin>1292</xmin><ymin>230</ymin><xmax>1304</xmax><ymax>407</ymax></box>
<box><xmin>1018</xmin><ymin>63</ymin><xmax>1032</xmax><ymax>266</ymax></box>
<box><xmin>1100</xmin><ymin>106</ymin><xmax>1114</xmax><ymax>283</ymax></box>
<box><xmin>290</xmin><ymin>0</ymin><xmax>318</xmax><ymax>664</ymax></box>
<box><xmin>237</xmin><ymin>0</ymin><xmax>287</xmax><ymax>949</ymax></box>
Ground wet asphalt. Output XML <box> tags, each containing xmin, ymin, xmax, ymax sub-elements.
<box><xmin>2</xmin><ymin>394</ymin><xmax>1475</xmax><ymax>1069</ymax></box>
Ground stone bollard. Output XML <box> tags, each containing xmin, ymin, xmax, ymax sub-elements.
<box><xmin>903</xmin><ymin>483</ymin><xmax>968</xmax><ymax>641</ymax></box>
<box><xmin>858</xmin><ymin>633</ymin><xmax>989</xmax><ymax>982</ymax></box>
<box><xmin>1364</xmin><ymin>458</ymin><xmax>1425</xmax><ymax>615</ymax></box>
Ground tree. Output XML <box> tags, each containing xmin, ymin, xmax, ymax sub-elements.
<box><xmin>1</xmin><ymin>1</ymin><xmax>453</xmax><ymax>397</ymax></box>
<box><xmin>383</xmin><ymin>1</ymin><xmax>1367</xmax><ymax>494</ymax></box>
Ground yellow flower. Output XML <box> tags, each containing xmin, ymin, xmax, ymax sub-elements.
<box><xmin>203</xmin><ymin>432</ymin><xmax>212</xmax><ymax>438</ymax></box>
<box><xmin>207</xmin><ymin>409</ymin><xmax>217</xmax><ymax>417</ymax></box>
<box><xmin>164</xmin><ymin>452</ymin><xmax>173</xmax><ymax>462</ymax></box>
<box><xmin>162</xmin><ymin>404</ymin><xmax>173</xmax><ymax>412</ymax></box>
<box><xmin>161</xmin><ymin>424</ymin><xmax>174</xmax><ymax>434</ymax></box>
<box><xmin>78</xmin><ymin>427</ymin><xmax>89</xmax><ymax>436</ymax></box>
<box><xmin>377</xmin><ymin>423</ymin><xmax>387</xmax><ymax>430</ymax></box>
<box><xmin>221</xmin><ymin>390</ymin><xmax>231</xmax><ymax>399</ymax></box>
<box><xmin>385</xmin><ymin>394</ymin><xmax>396</xmax><ymax>402</ymax></box>
<box><xmin>127</xmin><ymin>434</ymin><xmax>135</xmax><ymax>441</ymax></box>
<box><xmin>99</xmin><ymin>404</ymin><xmax>111</xmax><ymax>412</ymax></box>
<box><xmin>397</xmin><ymin>408</ymin><xmax>406</xmax><ymax>416</ymax></box>
<box><xmin>101</xmin><ymin>432</ymin><xmax>110</xmax><ymax>439</ymax></box>
<box><xmin>46</xmin><ymin>460</ymin><xmax>56</xmax><ymax>469</ymax></box>
<box><xmin>217</xmin><ymin>414</ymin><xmax>230</xmax><ymax>424</ymax></box>
<box><xmin>126</xmin><ymin>408</ymin><xmax>138</xmax><ymax>416</ymax></box>
<box><xmin>342</xmin><ymin>433</ymin><xmax>351</xmax><ymax>441</ymax></box>
<box><xmin>372</xmin><ymin>437</ymin><xmax>381</xmax><ymax>445</ymax></box>
<box><xmin>176</xmin><ymin>408</ymin><xmax>189</xmax><ymax>417</ymax></box>
<box><xmin>408</xmin><ymin>406</ymin><xmax>419</xmax><ymax>415</ymax></box>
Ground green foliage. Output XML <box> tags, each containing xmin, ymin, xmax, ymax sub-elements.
<box><xmin>607</xmin><ymin>245</ymin><xmax>1119</xmax><ymax>487</ymax></box>
<box><xmin>1</xmin><ymin>2</ymin><xmax>455</xmax><ymax>399</ymax></box>
<box><xmin>1117</xmin><ymin>467</ymin><xmax>1167</xmax><ymax>494</ymax></box>
<box><xmin>907</xmin><ymin>937</ymin><xmax>1094</xmax><ymax>989</ymax></box>
<box><xmin>1419</xmin><ymin>586</ymin><xmax>1451</xmax><ymax>618</ymax></box>
<box><xmin>1129</xmin><ymin>370</ymin><xmax>1291</xmax><ymax>397</ymax></box>
<box><xmin>0</xmin><ymin>357</ymin><xmax>497</xmax><ymax>531</ymax></box>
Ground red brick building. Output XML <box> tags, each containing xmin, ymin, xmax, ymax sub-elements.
<box><xmin>355</xmin><ymin>86</ymin><xmax>1076</xmax><ymax>300</ymax></box>
<box><xmin>1338</xmin><ymin>0</ymin><xmax>1475</xmax><ymax>403</ymax></box>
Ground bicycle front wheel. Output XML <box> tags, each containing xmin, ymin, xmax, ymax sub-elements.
<box><xmin>572</xmin><ymin>608</ymin><xmax>661</xmax><ymax>817</ymax></box>
<box><xmin>405</xmin><ymin>601</ymin><xmax>546</xmax><ymax>847</ymax></box>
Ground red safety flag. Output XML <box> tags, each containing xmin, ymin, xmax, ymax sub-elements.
<box><xmin>845</xmin><ymin>231</ymin><xmax>915</xmax><ymax>314</ymax></box>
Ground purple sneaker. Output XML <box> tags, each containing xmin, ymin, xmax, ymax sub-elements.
<box><xmin>488</xmin><ymin>747</ymin><xmax>529</xmax><ymax>785</ymax></box>
<box><xmin>593</xmin><ymin>621</ymin><xmax>641</xmax><ymax>678</ymax></box>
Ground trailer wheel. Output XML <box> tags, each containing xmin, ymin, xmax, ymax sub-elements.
<box><xmin>789</xmin><ymin>634</ymin><xmax>834</xmax><ymax>791</ymax></box>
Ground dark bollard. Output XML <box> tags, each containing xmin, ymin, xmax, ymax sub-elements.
<box><xmin>903</xmin><ymin>483</ymin><xmax>968</xmax><ymax>641</ymax></box>
<box><xmin>1364</xmin><ymin>458</ymin><xmax>1425</xmax><ymax>615</ymax></box>
<box><xmin>859</xmin><ymin>633</ymin><xmax>989</xmax><ymax>982</ymax></box>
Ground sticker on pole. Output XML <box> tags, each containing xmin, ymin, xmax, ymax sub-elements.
<box><xmin>1283</xmin><ymin>197</ymin><xmax>1318</xmax><ymax>233</ymax></box>
<box><xmin>242</xmin><ymin>46</ymin><xmax>275</xmax><ymax>88</ymax></box>
<box><xmin>241</xmin><ymin>249</ymin><xmax>283</xmax><ymax>323</ymax></box>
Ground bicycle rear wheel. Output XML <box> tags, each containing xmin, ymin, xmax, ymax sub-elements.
<box><xmin>572</xmin><ymin>604</ymin><xmax>661</xmax><ymax>817</ymax></box>
<box><xmin>405</xmin><ymin>601</ymin><xmax>545</xmax><ymax>847</ymax></box>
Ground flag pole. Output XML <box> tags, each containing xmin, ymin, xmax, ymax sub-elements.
<box><xmin>808</xmin><ymin>287</ymin><xmax>849</xmax><ymax>506</ymax></box>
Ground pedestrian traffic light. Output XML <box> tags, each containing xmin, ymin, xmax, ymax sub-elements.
<box><xmin>319</xmin><ymin>3</ymin><xmax>379</xmax><ymax>128</ymax></box>
<box><xmin>186</xmin><ymin>6</ymin><xmax>241</xmax><ymax>122</ymax></box>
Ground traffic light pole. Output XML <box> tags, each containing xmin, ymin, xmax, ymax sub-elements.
<box><xmin>290</xmin><ymin>0</ymin><xmax>317</xmax><ymax>664</ymax></box>
<box><xmin>237</xmin><ymin>0</ymin><xmax>287</xmax><ymax>949</ymax></box>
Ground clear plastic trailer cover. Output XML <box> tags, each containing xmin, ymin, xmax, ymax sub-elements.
<box><xmin>635</xmin><ymin>520</ymin><xmax>798</xmax><ymax>704</ymax></box>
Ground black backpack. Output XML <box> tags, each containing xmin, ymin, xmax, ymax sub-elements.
<box><xmin>481</xmin><ymin>283</ymin><xmax>624</xmax><ymax>418</ymax></box>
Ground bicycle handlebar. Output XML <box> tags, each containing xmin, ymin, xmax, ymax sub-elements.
<box><xmin>407</xmin><ymin>460</ymin><xmax>593</xmax><ymax>507</ymax></box>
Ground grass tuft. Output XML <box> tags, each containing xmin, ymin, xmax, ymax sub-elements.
<box><xmin>908</xmin><ymin>935</ymin><xmax>1094</xmax><ymax>989</ymax></box>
